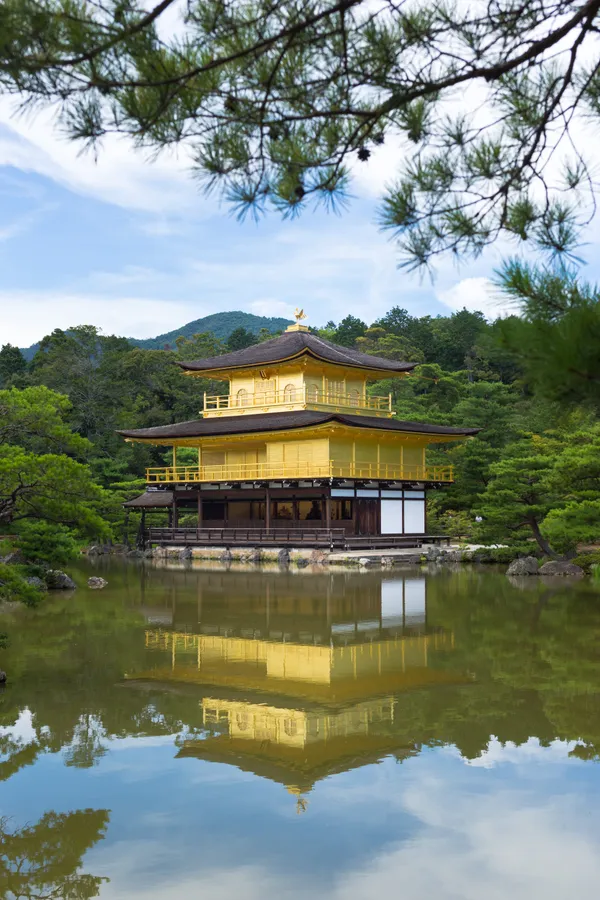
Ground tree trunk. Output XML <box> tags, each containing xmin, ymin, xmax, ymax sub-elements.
<box><xmin>528</xmin><ymin>517</ymin><xmax>556</xmax><ymax>557</ymax></box>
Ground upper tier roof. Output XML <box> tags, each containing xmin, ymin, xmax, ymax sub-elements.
<box><xmin>177</xmin><ymin>330</ymin><xmax>416</xmax><ymax>375</ymax></box>
<box><xmin>117</xmin><ymin>410</ymin><xmax>479</xmax><ymax>441</ymax></box>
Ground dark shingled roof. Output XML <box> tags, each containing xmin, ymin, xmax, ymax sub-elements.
<box><xmin>117</xmin><ymin>411</ymin><xmax>479</xmax><ymax>441</ymax></box>
<box><xmin>124</xmin><ymin>491</ymin><xmax>174</xmax><ymax>508</ymax></box>
<box><xmin>177</xmin><ymin>330</ymin><xmax>416</xmax><ymax>374</ymax></box>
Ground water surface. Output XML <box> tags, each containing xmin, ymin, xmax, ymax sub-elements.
<box><xmin>2</xmin><ymin>561</ymin><xmax>600</xmax><ymax>899</ymax></box>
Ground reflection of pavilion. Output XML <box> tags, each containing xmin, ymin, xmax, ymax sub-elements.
<box><xmin>128</xmin><ymin>573</ymin><xmax>464</xmax><ymax>798</ymax></box>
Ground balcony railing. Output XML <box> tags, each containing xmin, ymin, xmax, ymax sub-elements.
<box><xmin>203</xmin><ymin>386</ymin><xmax>392</xmax><ymax>415</ymax></box>
<box><xmin>145</xmin><ymin>462</ymin><xmax>454</xmax><ymax>484</ymax></box>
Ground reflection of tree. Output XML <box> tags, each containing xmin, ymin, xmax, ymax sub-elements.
<box><xmin>3</xmin><ymin>564</ymin><xmax>600</xmax><ymax>781</ymax></box>
<box><xmin>0</xmin><ymin>808</ymin><xmax>109</xmax><ymax>899</ymax></box>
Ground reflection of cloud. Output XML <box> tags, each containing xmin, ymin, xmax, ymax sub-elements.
<box><xmin>463</xmin><ymin>737</ymin><xmax>579</xmax><ymax>769</ymax></box>
<box><xmin>0</xmin><ymin>708</ymin><xmax>36</xmax><ymax>743</ymax></box>
<box><xmin>87</xmin><ymin>744</ymin><xmax>600</xmax><ymax>900</ymax></box>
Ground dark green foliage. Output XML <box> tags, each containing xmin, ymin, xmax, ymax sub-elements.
<box><xmin>495</xmin><ymin>261</ymin><xmax>600</xmax><ymax>410</ymax></box>
<box><xmin>0</xmin><ymin>563</ymin><xmax>45</xmax><ymax>607</ymax></box>
<box><xmin>327</xmin><ymin>315</ymin><xmax>367</xmax><ymax>348</ymax></box>
<box><xmin>226</xmin><ymin>326</ymin><xmax>258</xmax><ymax>352</ymax></box>
<box><xmin>572</xmin><ymin>551</ymin><xmax>600</xmax><ymax>573</ymax></box>
<box><xmin>16</xmin><ymin>521</ymin><xmax>81</xmax><ymax>567</ymax></box>
<box><xmin>0</xmin><ymin>343</ymin><xmax>26</xmax><ymax>386</ymax></box>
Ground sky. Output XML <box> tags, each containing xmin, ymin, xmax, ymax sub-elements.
<box><xmin>0</xmin><ymin>83</ymin><xmax>594</xmax><ymax>349</ymax></box>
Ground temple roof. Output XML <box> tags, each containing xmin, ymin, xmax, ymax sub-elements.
<box><xmin>117</xmin><ymin>410</ymin><xmax>479</xmax><ymax>441</ymax></box>
<box><xmin>177</xmin><ymin>330</ymin><xmax>416</xmax><ymax>375</ymax></box>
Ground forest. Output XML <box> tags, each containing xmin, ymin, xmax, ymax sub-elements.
<box><xmin>1</xmin><ymin>261</ymin><xmax>600</xmax><ymax>602</ymax></box>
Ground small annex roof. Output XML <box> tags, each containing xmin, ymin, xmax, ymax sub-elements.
<box><xmin>123</xmin><ymin>491</ymin><xmax>174</xmax><ymax>508</ymax></box>
<box><xmin>177</xmin><ymin>331</ymin><xmax>416</xmax><ymax>375</ymax></box>
<box><xmin>117</xmin><ymin>411</ymin><xmax>479</xmax><ymax>442</ymax></box>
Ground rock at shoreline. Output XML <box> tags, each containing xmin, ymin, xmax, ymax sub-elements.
<box><xmin>220</xmin><ymin>549</ymin><xmax>233</xmax><ymax>564</ymax></box>
<box><xmin>241</xmin><ymin>549</ymin><xmax>262</xmax><ymax>563</ymax></box>
<box><xmin>295</xmin><ymin>557</ymin><xmax>309</xmax><ymax>568</ymax></box>
<box><xmin>179</xmin><ymin>548</ymin><xmax>193</xmax><ymax>561</ymax></box>
<box><xmin>506</xmin><ymin>556</ymin><xmax>539</xmax><ymax>576</ymax></box>
<box><xmin>310</xmin><ymin>550</ymin><xmax>328</xmax><ymax>566</ymax></box>
<box><xmin>87</xmin><ymin>545</ymin><xmax>104</xmax><ymax>556</ymax></box>
<box><xmin>539</xmin><ymin>560</ymin><xmax>584</xmax><ymax>577</ymax></box>
<box><xmin>26</xmin><ymin>576</ymin><xmax>48</xmax><ymax>592</ymax></box>
<box><xmin>358</xmin><ymin>557</ymin><xmax>377</xmax><ymax>568</ymax></box>
<box><xmin>277</xmin><ymin>549</ymin><xmax>290</xmax><ymax>566</ymax></box>
<box><xmin>127</xmin><ymin>549</ymin><xmax>144</xmax><ymax>559</ymax></box>
<box><xmin>88</xmin><ymin>577</ymin><xmax>108</xmax><ymax>589</ymax></box>
<box><xmin>45</xmin><ymin>570</ymin><xmax>76</xmax><ymax>590</ymax></box>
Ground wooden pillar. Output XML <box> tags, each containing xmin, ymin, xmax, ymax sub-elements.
<box><xmin>123</xmin><ymin>509</ymin><xmax>130</xmax><ymax>548</ymax></box>
<box><xmin>172</xmin><ymin>445</ymin><xmax>177</xmax><ymax>472</ymax></box>
<box><xmin>325</xmin><ymin>491</ymin><xmax>331</xmax><ymax>530</ymax></box>
<box><xmin>197</xmin><ymin>492</ymin><xmax>203</xmax><ymax>527</ymax></box>
<box><xmin>265</xmin><ymin>485</ymin><xmax>271</xmax><ymax>530</ymax></box>
<box><xmin>172</xmin><ymin>496</ymin><xmax>178</xmax><ymax>529</ymax></box>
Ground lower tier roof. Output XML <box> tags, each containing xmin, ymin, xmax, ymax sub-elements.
<box><xmin>117</xmin><ymin>410</ymin><xmax>479</xmax><ymax>441</ymax></box>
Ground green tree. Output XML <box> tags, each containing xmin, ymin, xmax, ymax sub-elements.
<box><xmin>29</xmin><ymin>326</ymin><xmax>132</xmax><ymax>442</ymax></box>
<box><xmin>174</xmin><ymin>331</ymin><xmax>225</xmax><ymax>361</ymax></box>
<box><xmin>475</xmin><ymin>433</ymin><xmax>566</xmax><ymax>555</ymax></box>
<box><xmin>0</xmin><ymin>385</ymin><xmax>91</xmax><ymax>456</ymax></box>
<box><xmin>0</xmin><ymin>0</ymin><xmax>597</xmax><ymax>265</ymax></box>
<box><xmin>331</xmin><ymin>315</ymin><xmax>367</xmax><ymax>348</ymax></box>
<box><xmin>0</xmin><ymin>445</ymin><xmax>110</xmax><ymax>536</ymax></box>
<box><xmin>226</xmin><ymin>327</ymin><xmax>258</xmax><ymax>352</ymax></box>
<box><xmin>0</xmin><ymin>344</ymin><xmax>26</xmax><ymax>386</ymax></box>
<box><xmin>495</xmin><ymin>261</ymin><xmax>600</xmax><ymax>409</ymax></box>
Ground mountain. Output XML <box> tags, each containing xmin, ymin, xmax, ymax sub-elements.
<box><xmin>130</xmin><ymin>311</ymin><xmax>293</xmax><ymax>349</ymax></box>
<box><xmin>19</xmin><ymin>311</ymin><xmax>294</xmax><ymax>360</ymax></box>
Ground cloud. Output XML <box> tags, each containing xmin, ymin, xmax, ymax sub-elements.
<box><xmin>0</xmin><ymin>100</ymin><xmax>208</xmax><ymax>214</ymax></box>
<box><xmin>248</xmin><ymin>298</ymin><xmax>296</xmax><ymax>319</ymax></box>
<box><xmin>436</xmin><ymin>276</ymin><xmax>517</xmax><ymax>319</ymax></box>
<box><xmin>0</xmin><ymin>291</ymin><xmax>201</xmax><ymax>346</ymax></box>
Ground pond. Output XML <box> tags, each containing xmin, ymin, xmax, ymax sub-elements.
<box><xmin>2</xmin><ymin>560</ymin><xmax>600</xmax><ymax>899</ymax></box>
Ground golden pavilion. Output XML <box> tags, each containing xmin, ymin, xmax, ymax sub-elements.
<box><xmin>118</xmin><ymin>315</ymin><xmax>477</xmax><ymax>547</ymax></box>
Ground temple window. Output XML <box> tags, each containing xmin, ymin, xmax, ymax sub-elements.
<box><xmin>327</xmin><ymin>379</ymin><xmax>344</xmax><ymax>400</ymax></box>
<box><xmin>349</xmin><ymin>389</ymin><xmax>360</xmax><ymax>407</ymax></box>
<box><xmin>298</xmin><ymin>500</ymin><xmax>323</xmax><ymax>521</ymax></box>
<box><xmin>283</xmin><ymin>383</ymin><xmax>296</xmax><ymax>402</ymax></box>
<box><xmin>236</xmin><ymin>388</ymin><xmax>249</xmax><ymax>407</ymax></box>
<box><xmin>306</xmin><ymin>383</ymin><xmax>320</xmax><ymax>402</ymax></box>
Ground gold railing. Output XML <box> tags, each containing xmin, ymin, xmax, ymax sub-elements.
<box><xmin>203</xmin><ymin>386</ymin><xmax>392</xmax><ymax>415</ymax></box>
<box><xmin>145</xmin><ymin>462</ymin><xmax>454</xmax><ymax>483</ymax></box>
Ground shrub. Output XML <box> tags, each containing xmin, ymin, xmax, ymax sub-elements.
<box><xmin>0</xmin><ymin>563</ymin><xmax>44</xmax><ymax>606</ymax></box>
<box><xmin>572</xmin><ymin>551</ymin><xmax>600</xmax><ymax>573</ymax></box>
<box><xmin>15</xmin><ymin>521</ymin><xmax>80</xmax><ymax>567</ymax></box>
